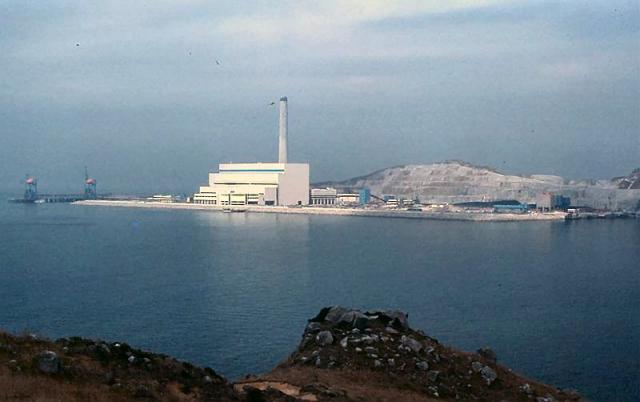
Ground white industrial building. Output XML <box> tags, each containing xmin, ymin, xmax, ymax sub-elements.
<box><xmin>310</xmin><ymin>187</ymin><xmax>337</xmax><ymax>205</ymax></box>
<box><xmin>193</xmin><ymin>97</ymin><xmax>310</xmax><ymax>206</ymax></box>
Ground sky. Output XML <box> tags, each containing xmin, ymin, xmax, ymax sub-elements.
<box><xmin>1</xmin><ymin>0</ymin><xmax>638</xmax><ymax>194</ymax></box>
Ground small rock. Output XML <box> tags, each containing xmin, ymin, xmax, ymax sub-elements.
<box><xmin>338</xmin><ymin>310</ymin><xmax>368</xmax><ymax>327</ymax></box>
<box><xmin>355</xmin><ymin>347</ymin><xmax>363</xmax><ymax>353</ymax></box>
<box><xmin>127</xmin><ymin>355</ymin><xmax>136</xmax><ymax>364</ymax></box>
<box><xmin>36</xmin><ymin>351</ymin><xmax>60</xmax><ymax>374</ymax></box>
<box><xmin>416</xmin><ymin>360</ymin><xmax>429</xmax><ymax>370</ymax></box>
<box><xmin>353</xmin><ymin>315</ymin><xmax>372</xmax><ymax>330</ymax></box>
<box><xmin>324</xmin><ymin>306</ymin><xmax>349</xmax><ymax>323</ymax></box>
<box><xmin>427</xmin><ymin>370</ymin><xmax>440</xmax><ymax>382</ymax></box>
<box><xmin>387</xmin><ymin>358</ymin><xmax>395</xmax><ymax>367</ymax></box>
<box><xmin>471</xmin><ymin>361</ymin><xmax>484</xmax><ymax>372</ymax></box>
<box><xmin>364</xmin><ymin>346</ymin><xmax>377</xmax><ymax>354</ymax></box>
<box><xmin>340</xmin><ymin>337</ymin><xmax>348</xmax><ymax>348</ymax></box>
<box><xmin>361</xmin><ymin>336</ymin><xmax>375</xmax><ymax>345</ymax></box>
<box><xmin>535</xmin><ymin>396</ymin><xmax>558</xmax><ymax>402</ymax></box>
<box><xmin>379</xmin><ymin>310</ymin><xmax>409</xmax><ymax>330</ymax></box>
<box><xmin>520</xmin><ymin>383</ymin><xmax>533</xmax><ymax>395</ymax></box>
<box><xmin>300</xmin><ymin>335</ymin><xmax>312</xmax><ymax>350</ymax></box>
<box><xmin>385</xmin><ymin>326</ymin><xmax>399</xmax><ymax>334</ymax></box>
<box><xmin>315</xmin><ymin>330</ymin><xmax>334</xmax><ymax>346</ymax></box>
<box><xmin>351</xmin><ymin>328</ymin><xmax>360</xmax><ymax>334</ymax></box>
<box><xmin>306</xmin><ymin>322</ymin><xmax>322</xmax><ymax>333</ymax></box>
<box><xmin>428</xmin><ymin>386</ymin><xmax>439</xmax><ymax>397</ymax></box>
<box><xmin>311</xmin><ymin>350</ymin><xmax>320</xmax><ymax>357</ymax></box>
<box><xmin>400</xmin><ymin>335</ymin><xmax>423</xmax><ymax>353</ymax></box>
<box><xmin>480</xmin><ymin>365</ymin><xmax>497</xmax><ymax>385</ymax></box>
<box><xmin>203</xmin><ymin>375</ymin><xmax>212</xmax><ymax>383</ymax></box>
<box><xmin>374</xmin><ymin>359</ymin><xmax>383</xmax><ymax>368</ymax></box>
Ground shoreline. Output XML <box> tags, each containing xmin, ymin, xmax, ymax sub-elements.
<box><xmin>73</xmin><ymin>200</ymin><xmax>567</xmax><ymax>222</ymax></box>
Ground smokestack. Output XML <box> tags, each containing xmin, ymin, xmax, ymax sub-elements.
<box><xmin>278</xmin><ymin>96</ymin><xmax>288</xmax><ymax>163</ymax></box>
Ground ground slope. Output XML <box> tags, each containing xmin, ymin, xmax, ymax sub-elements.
<box><xmin>1</xmin><ymin>307</ymin><xmax>585</xmax><ymax>402</ymax></box>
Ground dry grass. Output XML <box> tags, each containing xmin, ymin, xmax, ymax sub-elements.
<box><xmin>0</xmin><ymin>366</ymin><xmax>126</xmax><ymax>402</ymax></box>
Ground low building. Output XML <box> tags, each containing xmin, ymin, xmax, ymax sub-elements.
<box><xmin>310</xmin><ymin>187</ymin><xmax>337</xmax><ymax>205</ymax></box>
<box><xmin>385</xmin><ymin>197</ymin><xmax>399</xmax><ymax>208</ymax></box>
<box><xmin>193</xmin><ymin>163</ymin><xmax>310</xmax><ymax>206</ymax></box>
<box><xmin>536</xmin><ymin>193</ymin><xmax>571</xmax><ymax>211</ymax></box>
<box><xmin>493</xmin><ymin>204</ymin><xmax>529</xmax><ymax>214</ymax></box>
<box><xmin>148</xmin><ymin>194</ymin><xmax>175</xmax><ymax>203</ymax></box>
<box><xmin>337</xmin><ymin>193</ymin><xmax>359</xmax><ymax>205</ymax></box>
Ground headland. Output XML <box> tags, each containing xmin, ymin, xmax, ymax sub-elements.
<box><xmin>0</xmin><ymin>306</ymin><xmax>584</xmax><ymax>401</ymax></box>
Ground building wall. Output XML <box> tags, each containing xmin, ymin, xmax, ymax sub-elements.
<box><xmin>278</xmin><ymin>163</ymin><xmax>310</xmax><ymax>205</ymax></box>
<box><xmin>193</xmin><ymin>162</ymin><xmax>309</xmax><ymax>206</ymax></box>
<box><xmin>311</xmin><ymin>188</ymin><xmax>337</xmax><ymax>205</ymax></box>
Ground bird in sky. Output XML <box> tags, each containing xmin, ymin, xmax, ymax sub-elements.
<box><xmin>215</xmin><ymin>60</ymin><xmax>221</xmax><ymax>65</ymax></box>
<box><xmin>76</xmin><ymin>43</ymin><xmax>80</xmax><ymax>46</ymax></box>
<box><xmin>269</xmin><ymin>101</ymin><xmax>275</xmax><ymax>106</ymax></box>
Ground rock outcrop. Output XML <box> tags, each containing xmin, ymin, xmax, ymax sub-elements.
<box><xmin>239</xmin><ymin>306</ymin><xmax>584</xmax><ymax>402</ymax></box>
<box><xmin>316</xmin><ymin>161</ymin><xmax>640</xmax><ymax>211</ymax></box>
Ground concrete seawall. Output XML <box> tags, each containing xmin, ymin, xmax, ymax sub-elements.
<box><xmin>74</xmin><ymin>200</ymin><xmax>567</xmax><ymax>222</ymax></box>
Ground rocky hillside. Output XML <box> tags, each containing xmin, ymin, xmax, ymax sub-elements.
<box><xmin>1</xmin><ymin>307</ymin><xmax>584</xmax><ymax>401</ymax></box>
<box><xmin>239</xmin><ymin>306</ymin><xmax>582</xmax><ymax>402</ymax></box>
<box><xmin>612</xmin><ymin>168</ymin><xmax>640</xmax><ymax>190</ymax></box>
<box><xmin>0</xmin><ymin>332</ymin><xmax>236</xmax><ymax>401</ymax></box>
<box><xmin>316</xmin><ymin>161</ymin><xmax>640</xmax><ymax>211</ymax></box>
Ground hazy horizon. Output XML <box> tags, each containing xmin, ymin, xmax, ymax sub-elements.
<box><xmin>1</xmin><ymin>1</ymin><xmax>638</xmax><ymax>194</ymax></box>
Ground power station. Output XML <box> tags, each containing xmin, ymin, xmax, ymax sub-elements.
<box><xmin>193</xmin><ymin>97</ymin><xmax>310</xmax><ymax>206</ymax></box>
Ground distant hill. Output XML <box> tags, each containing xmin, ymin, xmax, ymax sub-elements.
<box><xmin>612</xmin><ymin>168</ymin><xmax>640</xmax><ymax>190</ymax></box>
<box><xmin>315</xmin><ymin>161</ymin><xmax>640</xmax><ymax>211</ymax></box>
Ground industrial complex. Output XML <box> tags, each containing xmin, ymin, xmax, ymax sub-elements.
<box><xmin>14</xmin><ymin>95</ymin><xmax>635</xmax><ymax>221</ymax></box>
<box><xmin>193</xmin><ymin>97</ymin><xmax>310</xmax><ymax>207</ymax></box>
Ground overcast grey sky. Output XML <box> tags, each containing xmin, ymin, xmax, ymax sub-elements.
<box><xmin>1</xmin><ymin>1</ymin><xmax>638</xmax><ymax>194</ymax></box>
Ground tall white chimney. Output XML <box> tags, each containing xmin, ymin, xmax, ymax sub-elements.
<box><xmin>278</xmin><ymin>96</ymin><xmax>288</xmax><ymax>163</ymax></box>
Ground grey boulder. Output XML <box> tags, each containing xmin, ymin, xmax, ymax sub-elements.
<box><xmin>36</xmin><ymin>350</ymin><xmax>60</xmax><ymax>374</ymax></box>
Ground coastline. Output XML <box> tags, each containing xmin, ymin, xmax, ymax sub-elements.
<box><xmin>0</xmin><ymin>306</ymin><xmax>584</xmax><ymax>401</ymax></box>
<box><xmin>73</xmin><ymin>200</ymin><xmax>567</xmax><ymax>222</ymax></box>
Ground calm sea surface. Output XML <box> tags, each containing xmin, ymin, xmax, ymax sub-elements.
<box><xmin>0</xmin><ymin>199</ymin><xmax>638</xmax><ymax>401</ymax></box>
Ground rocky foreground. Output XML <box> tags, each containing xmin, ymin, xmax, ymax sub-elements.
<box><xmin>1</xmin><ymin>307</ymin><xmax>584</xmax><ymax>402</ymax></box>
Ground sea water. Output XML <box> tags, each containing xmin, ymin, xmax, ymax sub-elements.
<box><xmin>0</xmin><ymin>199</ymin><xmax>638</xmax><ymax>401</ymax></box>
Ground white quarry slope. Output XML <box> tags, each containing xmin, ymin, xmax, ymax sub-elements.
<box><xmin>319</xmin><ymin>161</ymin><xmax>640</xmax><ymax>210</ymax></box>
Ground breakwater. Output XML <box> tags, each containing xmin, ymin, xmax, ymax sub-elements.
<box><xmin>74</xmin><ymin>200</ymin><xmax>567</xmax><ymax>222</ymax></box>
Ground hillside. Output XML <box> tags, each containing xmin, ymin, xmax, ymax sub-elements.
<box><xmin>1</xmin><ymin>307</ymin><xmax>584</xmax><ymax>402</ymax></box>
<box><xmin>316</xmin><ymin>161</ymin><xmax>640</xmax><ymax>211</ymax></box>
